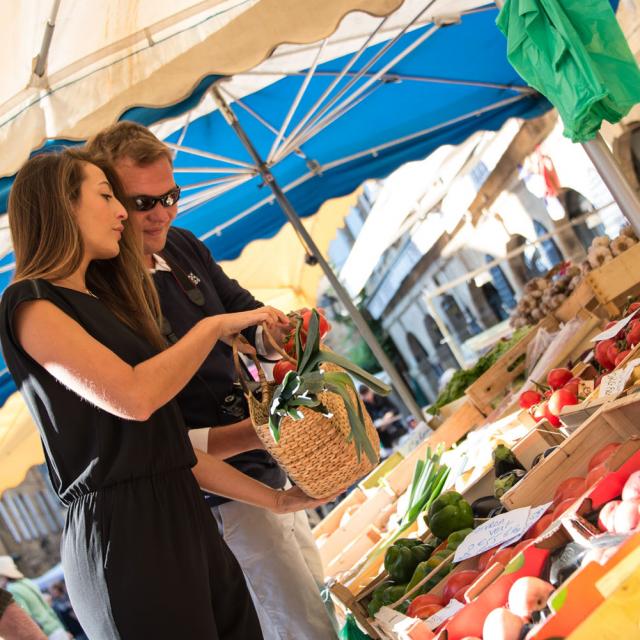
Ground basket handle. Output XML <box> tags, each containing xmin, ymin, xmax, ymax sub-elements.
<box><xmin>232</xmin><ymin>335</ymin><xmax>270</xmax><ymax>401</ymax></box>
<box><xmin>261</xmin><ymin>323</ymin><xmax>297</xmax><ymax>364</ymax></box>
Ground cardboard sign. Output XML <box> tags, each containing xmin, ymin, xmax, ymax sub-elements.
<box><xmin>425</xmin><ymin>599</ymin><xmax>465</xmax><ymax>629</ymax></box>
<box><xmin>598</xmin><ymin>358</ymin><xmax>640</xmax><ymax>399</ymax></box>
<box><xmin>454</xmin><ymin>508</ymin><xmax>531</xmax><ymax>562</ymax></box>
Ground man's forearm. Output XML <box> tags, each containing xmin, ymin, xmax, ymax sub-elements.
<box><xmin>206</xmin><ymin>419</ymin><xmax>263</xmax><ymax>458</ymax></box>
<box><xmin>0</xmin><ymin>602</ymin><xmax>47</xmax><ymax>640</ymax></box>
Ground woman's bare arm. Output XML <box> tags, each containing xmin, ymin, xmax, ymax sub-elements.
<box><xmin>13</xmin><ymin>300</ymin><xmax>286</xmax><ymax>421</ymax></box>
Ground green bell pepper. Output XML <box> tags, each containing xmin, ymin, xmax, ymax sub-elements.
<box><xmin>426</xmin><ymin>491</ymin><xmax>474</xmax><ymax>539</ymax></box>
<box><xmin>393</xmin><ymin>538</ymin><xmax>423</xmax><ymax>549</ymax></box>
<box><xmin>446</xmin><ymin>527</ymin><xmax>473</xmax><ymax>551</ymax></box>
<box><xmin>405</xmin><ymin>550</ymin><xmax>452</xmax><ymax>596</ymax></box>
<box><xmin>367</xmin><ymin>581</ymin><xmax>393</xmax><ymax>617</ymax></box>
<box><xmin>384</xmin><ymin>541</ymin><xmax>433</xmax><ymax>583</ymax></box>
<box><xmin>381</xmin><ymin>584</ymin><xmax>408</xmax><ymax>607</ymax></box>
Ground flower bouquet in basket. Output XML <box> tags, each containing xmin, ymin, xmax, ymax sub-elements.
<box><xmin>234</xmin><ymin>309</ymin><xmax>392</xmax><ymax>498</ymax></box>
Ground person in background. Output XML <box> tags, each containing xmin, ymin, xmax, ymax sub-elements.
<box><xmin>359</xmin><ymin>385</ymin><xmax>408</xmax><ymax>453</ymax></box>
<box><xmin>87</xmin><ymin>122</ymin><xmax>338</xmax><ymax>640</ymax></box>
<box><xmin>48</xmin><ymin>584</ymin><xmax>86</xmax><ymax>640</ymax></box>
<box><xmin>0</xmin><ymin>558</ymin><xmax>68</xmax><ymax>640</ymax></box>
<box><xmin>0</xmin><ymin>586</ymin><xmax>47</xmax><ymax>640</ymax></box>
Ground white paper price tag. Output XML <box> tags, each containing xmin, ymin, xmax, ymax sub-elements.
<box><xmin>597</xmin><ymin>359</ymin><xmax>640</xmax><ymax>399</ymax></box>
<box><xmin>591</xmin><ymin>309</ymin><xmax>640</xmax><ymax>343</ymax></box>
<box><xmin>453</xmin><ymin>508</ymin><xmax>531</xmax><ymax>562</ymax></box>
<box><xmin>425</xmin><ymin>599</ymin><xmax>465</xmax><ymax>630</ymax></box>
<box><xmin>500</xmin><ymin>502</ymin><xmax>553</xmax><ymax>548</ymax></box>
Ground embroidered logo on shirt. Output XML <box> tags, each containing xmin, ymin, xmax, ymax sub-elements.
<box><xmin>187</xmin><ymin>272</ymin><xmax>201</xmax><ymax>286</ymax></box>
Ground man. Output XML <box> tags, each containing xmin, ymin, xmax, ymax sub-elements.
<box><xmin>88</xmin><ymin>122</ymin><xmax>337</xmax><ymax>640</ymax></box>
<box><xmin>0</xmin><ymin>558</ymin><xmax>67</xmax><ymax>640</ymax></box>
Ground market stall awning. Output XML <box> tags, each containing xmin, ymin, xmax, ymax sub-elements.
<box><xmin>0</xmin><ymin>392</ymin><xmax>44</xmax><ymax>496</ymax></box>
<box><xmin>221</xmin><ymin>188</ymin><xmax>362</xmax><ymax>312</ymax></box>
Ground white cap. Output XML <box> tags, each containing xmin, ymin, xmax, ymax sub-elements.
<box><xmin>0</xmin><ymin>556</ymin><xmax>24</xmax><ymax>579</ymax></box>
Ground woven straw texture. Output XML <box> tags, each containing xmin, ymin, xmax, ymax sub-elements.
<box><xmin>241</xmin><ymin>347</ymin><xmax>380</xmax><ymax>499</ymax></box>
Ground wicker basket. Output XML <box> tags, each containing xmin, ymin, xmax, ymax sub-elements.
<box><xmin>232</xmin><ymin>334</ymin><xmax>380</xmax><ymax>499</ymax></box>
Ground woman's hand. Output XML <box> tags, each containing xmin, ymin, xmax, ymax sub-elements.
<box><xmin>212</xmin><ymin>306</ymin><xmax>289</xmax><ymax>352</ymax></box>
<box><xmin>270</xmin><ymin>485</ymin><xmax>339</xmax><ymax>514</ymax></box>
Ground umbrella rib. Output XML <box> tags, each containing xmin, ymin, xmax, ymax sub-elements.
<box><xmin>165</xmin><ymin>142</ymin><xmax>253</xmax><ymax>168</ymax></box>
<box><xmin>276</xmin><ymin>1</ymin><xmax>439</xmax><ymax>162</ymax></box>
<box><xmin>180</xmin><ymin>175</ymin><xmax>252</xmax><ymax>192</ymax></box>
<box><xmin>173</xmin><ymin>166</ymin><xmax>252</xmax><ymax>174</ymax></box>
<box><xmin>322</xmin><ymin>93</ymin><xmax>532</xmax><ymax>172</ymax></box>
<box><xmin>272</xmin><ymin>11</ymin><xmax>397</xmax><ymax>164</ymax></box>
<box><xmin>220</xmin><ymin>86</ymin><xmax>280</xmax><ymax>135</ymax></box>
<box><xmin>177</xmin><ymin>174</ymin><xmax>255</xmax><ymax>213</ymax></box>
<box><xmin>241</xmin><ymin>70</ymin><xmax>534</xmax><ymax>94</ymax></box>
<box><xmin>267</xmin><ymin>38</ymin><xmax>328</xmax><ymax>164</ymax></box>
<box><xmin>281</xmin><ymin>23</ymin><xmax>442</xmax><ymax>159</ymax></box>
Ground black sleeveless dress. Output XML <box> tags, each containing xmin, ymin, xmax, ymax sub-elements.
<box><xmin>0</xmin><ymin>279</ymin><xmax>262</xmax><ymax>640</ymax></box>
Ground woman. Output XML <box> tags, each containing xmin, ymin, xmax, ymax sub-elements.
<box><xmin>0</xmin><ymin>150</ymin><xmax>323</xmax><ymax>639</ymax></box>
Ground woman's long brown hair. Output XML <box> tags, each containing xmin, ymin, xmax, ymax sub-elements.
<box><xmin>9</xmin><ymin>148</ymin><xmax>166</xmax><ymax>350</ymax></box>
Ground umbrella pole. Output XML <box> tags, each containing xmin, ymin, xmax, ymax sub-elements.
<box><xmin>582</xmin><ymin>133</ymin><xmax>640</xmax><ymax>237</ymax></box>
<box><xmin>212</xmin><ymin>88</ymin><xmax>425</xmax><ymax>424</ymax></box>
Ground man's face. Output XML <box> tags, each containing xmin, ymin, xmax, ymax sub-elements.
<box><xmin>114</xmin><ymin>156</ymin><xmax>178</xmax><ymax>257</ymax></box>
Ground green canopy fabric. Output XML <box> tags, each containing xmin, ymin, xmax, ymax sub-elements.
<box><xmin>497</xmin><ymin>0</ymin><xmax>640</xmax><ymax>141</ymax></box>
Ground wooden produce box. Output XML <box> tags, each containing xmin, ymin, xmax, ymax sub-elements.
<box><xmin>554</xmin><ymin>278</ymin><xmax>597</xmax><ymax>323</ymax></box>
<box><xmin>384</xmin><ymin>400</ymin><xmax>485</xmax><ymax>497</ymax></box>
<box><xmin>313</xmin><ymin>487</ymin><xmax>367</xmax><ymax>541</ymax></box>
<box><xmin>500</xmin><ymin>393</ymin><xmax>640</xmax><ymax>510</ymax></box>
<box><xmin>585</xmin><ymin>241</ymin><xmax>640</xmax><ymax>317</ymax></box>
<box><xmin>466</xmin><ymin>317</ymin><xmax>558</xmax><ymax>415</ymax></box>
<box><xmin>319</xmin><ymin>486</ymin><xmax>397</xmax><ymax>571</ymax></box>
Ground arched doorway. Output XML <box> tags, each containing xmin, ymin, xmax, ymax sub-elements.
<box><xmin>424</xmin><ymin>315</ymin><xmax>458</xmax><ymax>371</ymax></box>
<box><xmin>533</xmin><ymin>220</ymin><xmax>563</xmax><ymax>269</ymax></box>
<box><xmin>406</xmin><ymin>332</ymin><xmax>442</xmax><ymax>391</ymax></box>
<box><xmin>484</xmin><ymin>255</ymin><xmax>516</xmax><ymax>319</ymax></box>
<box><xmin>440</xmin><ymin>293</ymin><xmax>477</xmax><ymax>342</ymax></box>
<box><xmin>558</xmin><ymin>188</ymin><xmax>604</xmax><ymax>250</ymax></box>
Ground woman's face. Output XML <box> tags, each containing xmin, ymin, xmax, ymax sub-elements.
<box><xmin>73</xmin><ymin>162</ymin><xmax>128</xmax><ymax>260</ymax></box>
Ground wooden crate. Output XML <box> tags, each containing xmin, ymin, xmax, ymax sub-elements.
<box><xmin>319</xmin><ymin>487</ymin><xmax>397</xmax><ymax>570</ymax></box>
<box><xmin>554</xmin><ymin>279</ymin><xmax>596</xmax><ymax>323</ymax></box>
<box><xmin>585</xmin><ymin>242</ymin><xmax>640</xmax><ymax>317</ymax></box>
<box><xmin>500</xmin><ymin>393</ymin><xmax>640</xmax><ymax>510</ymax></box>
<box><xmin>466</xmin><ymin>316</ymin><xmax>559</xmax><ymax>415</ymax></box>
<box><xmin>313</xmin><ymin>487</ymin><xmax>367</xmax><ymax>540</ymax></box>
<box><xmin>384</xmin><ymin>400</ymin><xmax>485</xmax><ymax>497</ymax></box>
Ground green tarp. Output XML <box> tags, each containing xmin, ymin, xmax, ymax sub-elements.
<box><xmin>497</xmin><ymin>0</ymin><xmax>640</xmax><ymax>141</ymax></box>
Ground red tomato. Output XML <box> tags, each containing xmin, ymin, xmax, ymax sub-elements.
<box><xmin>272</xmin><ymin>360</ymin><xmax>297</xmax><ymax>384</ymax></box>
<box><xmin>531</xmin><ymin>403</ymin><xmax>546</xmax><ymax>423</ymax></box>
<box><xmin>627</xmin><ymin>302</ymin><xmax>640</xmax><ymax>314</ymax></box>
<box><xmin>552</xmin><ymin>498</ymin><xmax>577</xmax><ymax>521</ymax></box>
<box><xmin>519</xmin><ymin>390</ymin><xmax>542</xmax><ymax>410</ymax></box>
<box><xmin>407</xmin><ymin>602</ymin><xmax>442</xmax><ymax>620</ymax></box>
<box><xmin>563</xmin><ymin>378</ymin><xmax>581</xmax><ymax>397</ymax></box>
<box><xmin>615</xmin><ymin>350</ymin><xmax>632</xmax><ymax>367</ymax></box>
<box><xmin>510</xmin><ymin>540</ymin><xmax>532</xmax><ymax>556</ymax></box>
<box><xmin>524</xmin><ymin>514</ymin><xmax>553</xmax><ymax>540</ymax></box>
<box><xmin>607</xmin><ymin>343</ymin><xmax>621</xmax><ymax>368</ymax></box>
<box><xmin>542</xmin><ymin>402</ymin><xmax>561</xmax><ymax>427</ymax></box>
<box><xmin>595</xmin><ymin>339</ymin><xmax>616</xmax><ymax>370</ymax></box>
<box><xmin>553</xmin><ymin>476</ymin><xmax>586</xmax><ymax>505</ymax></box>
<box><xmin>406</xmin><ymin>594</ymin><xmax>442</xmax><ymax>619</ymax></box>
<box><xmin>547</xmin><ymin>368</ymin><xmax>572</xmax><ymax>390</ymax></box>
<box><xmin>442</xmin><ymin>571</ymin><xmax>480</xmax><ymax>605</ymax></box>
<box><xmin>477</xmin><ymin>547</ymin><xmax>498</xmax><ymax>572</ymax></box>
<box><xmin>301</xmin><ymin>309</ymin><xmax>330</xmax><ymax>339</ymax></box>
<box><xmin>490</xmin><ymin>548</ymin><xmax>515</xmax><ymax>566</ymax></box>
<box><xmin>547</xmin><ymin>388</ymin><xmax>579</xmax><ymax>417</ymax></box>
<box><xmin>586</xmin><ymin>463</ymin><xmax>609</xmax><ymax>488</ymax></box>
<box><xmin>627</xmin><ymin>320</ymin><xmax>640</xmax><ymax>347</ymax></box>
<box><xmin>588</xmin><ymin>442</ymin><xmax>621</xmax><ymax>471</ymax></box>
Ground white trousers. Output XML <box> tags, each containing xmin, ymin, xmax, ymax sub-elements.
<box><xmin>212</xmin><ymin>501</ymin><xmax>338</xmax><ymax>640</ymax></box>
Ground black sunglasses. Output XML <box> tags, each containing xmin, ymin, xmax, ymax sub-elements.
<box><xmin>130</xmin><ymin>185</ymin><xmax>181</xmax><ymax>212</ymax></box>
